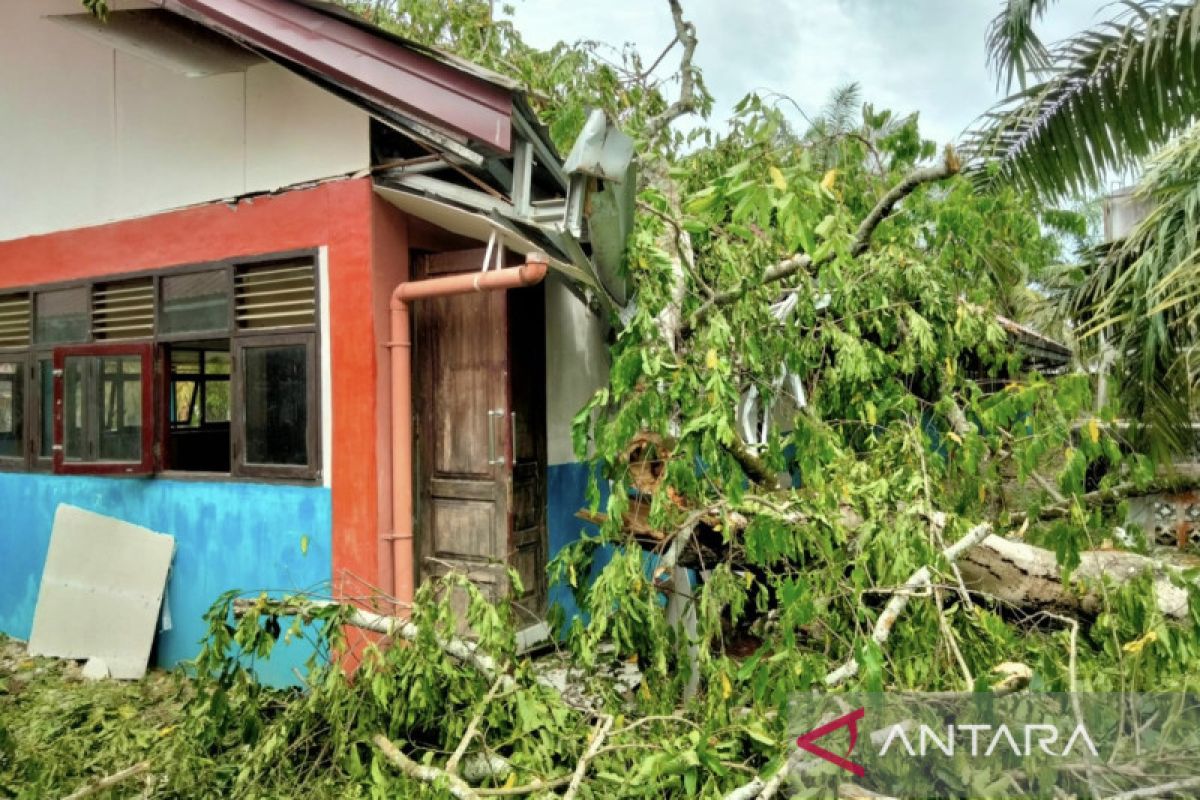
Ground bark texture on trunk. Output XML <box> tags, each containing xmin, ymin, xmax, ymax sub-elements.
<box><xmin>958</xmin><ymin>535</ymin><xmax>1190</xmax><ymax>619</ymax></box>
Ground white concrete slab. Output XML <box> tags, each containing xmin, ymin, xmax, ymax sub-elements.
<box><xmin>27</xmin><ymin>504</ymin><xmax>175</xmax><ymax>680</ymax></box>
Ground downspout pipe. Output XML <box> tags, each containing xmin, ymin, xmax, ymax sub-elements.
<box><xmin>387</xmin><ymin>252</ymin><xmax>549</xmax><ymax>609</ymax></box>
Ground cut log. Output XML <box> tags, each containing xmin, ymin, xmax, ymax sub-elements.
<box><xmin>957</xmin><ymin>535</ymin><xmax>1190</xmax><ymax>619</ymax></box>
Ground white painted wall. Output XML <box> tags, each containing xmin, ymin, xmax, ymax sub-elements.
<box><xmin>0</xmin><ymin>0</ymin><xmax>370</xmax><ymax>243</ymax></box>
<box><xmin>544</xmin><ymin>275</ymin><xmax>609</xmax><ymax>466</ymax></box>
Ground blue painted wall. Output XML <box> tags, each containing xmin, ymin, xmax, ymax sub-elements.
<box><xmin>546</xmin><ymin>461</ymin><xmax>618</xmax><ymax>623</ymax></box>
<box><xmin>0</xmin><ymin>473</ymin><xmax>331</xmax><ymax>686</ymax></box>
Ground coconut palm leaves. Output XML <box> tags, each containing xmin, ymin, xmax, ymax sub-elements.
<box><xmin>1071</xmin><ymin>123</ymin><xmax>1200</xmax><ymax>454</ymax></box>
<box><xmin>967</xmin><ymin>1</ymin><xmax>1200</xmax><ymax>197</ymax></box>
<box><xmin>985</xmin><ymin>0</ymin><xmax>1055</xmax><ymax>90</ymax></box>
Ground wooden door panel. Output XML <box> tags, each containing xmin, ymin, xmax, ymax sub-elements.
<box><xmin>430</xmin><ymin>476</ymin><xmax>495</xmax><ymax>502</ymax></box>
<box><xmin>425</xmin><ymin>290</ymin><xmax>505</xmax><ymax>478</ymax></box>
<box><xmin>430</xmin><ymin>499</ymin><xmax>496</xmax><ymax>560</ymax></box>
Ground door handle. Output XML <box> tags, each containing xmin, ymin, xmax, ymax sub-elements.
<box><xmin>487</xmin><ymin>409</ymin><xmax>506</xmax><ymax>466</ymax></box>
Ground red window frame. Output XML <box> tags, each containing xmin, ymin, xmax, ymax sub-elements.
<box><xmin>53</xmin><ymin>343</ymin><xmax>157</xmax><ymax>476</ymax></box>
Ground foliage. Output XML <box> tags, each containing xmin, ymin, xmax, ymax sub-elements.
<box><xmin>985</xmin><ymin>0</ymin><xmax>1055</xmax><ymax>90</ymax></box>
<box><xmin>1071</xmin><ymin>122</ymin><xmax>1200</xmax><ymax>456</ymax></box>
<box><xmin>967</xmin><ymin>0</ymin><xmax>1200</xmax><ymax>198</ymax></box>
<box><xmin>0</xmin><ymin>635</ymin><xmax>187</xmax><ymax>798</ymax></box>
<box><xmin>972</xmin><ymin>0</ymin><xmax>1200</xmax><ymax>456</ymax></box>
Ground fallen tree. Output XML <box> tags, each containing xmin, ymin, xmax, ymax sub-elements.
<box><xmin>958</xmin><ymin>534</ymin><xmax>1192</xmax><ymax>620</ymax></box>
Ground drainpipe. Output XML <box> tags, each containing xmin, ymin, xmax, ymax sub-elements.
<box><xmin>387</xmin><ymin>251</ymin><xmax>549</xmax><ymax>609</ymax></box>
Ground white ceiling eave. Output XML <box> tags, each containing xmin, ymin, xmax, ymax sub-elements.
<box><xmin>372</xmin><ymin>184</ymin><xmax>602</xmax><ymax>292</ymax></box>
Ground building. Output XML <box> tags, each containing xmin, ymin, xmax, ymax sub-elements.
<box><xmin>0</xmin><ymin>0</ymin><xmax>623</xmax><ymax>682</ymax></box>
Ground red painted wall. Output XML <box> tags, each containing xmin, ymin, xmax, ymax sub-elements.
<box><xmin>0</xmin><ymin>177</ymin><xmax>383</xmax><ymax>603</ymax></box>
<box><xmin>364</xmin><ymin>195</ymin><xmax>410</xmax><ymax>598</ymax></box>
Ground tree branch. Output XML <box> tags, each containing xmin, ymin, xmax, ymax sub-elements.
<box><xmin>562</xmin><ymin>714</ymin><xmax>615</xmax><ymax>800</ymax></box>
<box><xmin>849</xmin><ymin>145</ymin><xmax>961</xmax><ymax>258</ymax></box>
<box><xmin>824</xmin><ymin>521</ymin><xmax>993</xmax><ymax>688</ymax></box>
<box><xmin>374</xmin><ymin>735</ymin><xmax>480</xmax><ymax>800</ymax></box>
<box><xmin>725</xmin><ymin>438</ymin><xmax>787</xmax><ymax>489</ymax></box>
<box><xmin>642</xmin><ymin>0</ymin><xmax>700</xmax><ymax>142</ymax></box>
<box><xmin>446</xmin><ymin>677</ymin><xmax>506</xmax><ymax>776</ymax></box>
<box><xmin>60</xmin><ymin>762</ymin><xmax>149</xmax><ymax>800</ymax></box>
<box><xmin>702</xmin><ymin>146</ymin><xmax>961</xmax><ymax>315</ymax></box>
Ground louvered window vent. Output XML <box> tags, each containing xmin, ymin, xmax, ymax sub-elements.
<box><xmin>235</xmin><ymin>261</ymin><xmax>316</xmax><ymax>330</ymax></box>
<box><xmin>0</xmin><ymin>294</ymin><xmax>31</xmax><ymax>348</ymax></box>
<box><xmin>93</xmin><ymin>278</ymin><xmax>154</xmax><ymax>340</ymax></box>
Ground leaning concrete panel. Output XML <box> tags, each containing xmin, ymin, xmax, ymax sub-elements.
<box><xmin>27</xmin><ymin>504</ymin><xmax>175</xmax><ymax>680</ymax></box>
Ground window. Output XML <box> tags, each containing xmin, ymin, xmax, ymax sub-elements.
<box><xmin>166</xmin><ymin>345</ymin><xmax>231</xmax><ymax>473</ymax></box>
<box><xmin>235</xmin><ymin>335</ymin><xmax>316</xmax><ymax>478</ymax></box>
<box><xmin>54</xmin><ymin>344</ymin><xmax>155</xmax><ymax>475</ymax></box>
<box><xmin>35</xmin><ymin>288</ymin><xmax>88</xmax><ymax>345</ymax></box>
<box><xmin>162</xmin><ymin>270</ymin><xmax>229</xmax><ymax>335</ymax></box>
<box><xmin>0</xmin><ymin>294</ymin><xmax>31</xmax><ymax>348</ymax></box>
<box><xmin>0</xmin><ymin>358</ymin><xmax>25</xmax><ymax>464</ymax></box>
<box><xmin>0</xmin><ymin>253</ymin><xmax>321</xmax><ymax>481</ymax></box>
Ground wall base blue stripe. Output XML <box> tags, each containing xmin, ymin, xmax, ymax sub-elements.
<box><xmin>0</xmin><ymin>473</ymin><xmax>331</xmax><ymax>687</ymax></box>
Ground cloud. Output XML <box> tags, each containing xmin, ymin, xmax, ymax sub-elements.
<box><xmin>506</xmin><ymin>0</ymin><xmax>1102</xmax><ymax>146</ymax></box>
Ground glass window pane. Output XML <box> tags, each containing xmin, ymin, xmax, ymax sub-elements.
<box><xmin>205</xmin><ymin>351</ymin><xmax>231</xmax><ymax>376</ymax></box>
<box><xmin>61</xmin><ymin>354</ymin><xmax>143</xmax><ymax>463</ymax></box>
<box><xmin>62</xmin><ymin>358</ymin><xmax>86</xmax><ymax>461</ymax></box>
<box><xmin>205</xmin><ymin>380</ymin><xmax>230</xmax><ymax>424</ymax></box>
<box><xmin>99</xmin><ymin>355</ymin><xmax>142</xmax><ymax>461</ymax></box>
<box><xmin>0</xmin><ymin>362</ymin><xmax>23</xmax><ymax>459</ymax></box>
<box><xmin>38</xmin><ymin>359</ymin><xmax>52</xmax><ymax>459</ymax></box>
<box><xmin>161</xmin><ymin>271</ymin><xmax>230</xmax><ymax>334</ymax></box>
<box><xmin>243</xmin><ymin>344</ymin><xmax>308</xmax><ymax>466</ymax></box>
<box><xmin>35</xmin><ymin>288</ymin><xmax>88</xmax><ymax>344</ymax></box>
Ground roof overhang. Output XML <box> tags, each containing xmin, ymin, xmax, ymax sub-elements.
<box><xmin>373</xmin><ymin>185</ymin><xmax>601</xmax><ymax>292</ymax></box>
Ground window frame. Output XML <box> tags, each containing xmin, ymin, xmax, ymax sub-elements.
<box><xmin>0</xmin><ymin>353</ymin><xmax>30</xmax><ymax>471</ymax></box>
<box><xmin>53</xmin><ymin>342</ymin><xmax>158</xmax><ymax>476</ymax></box>
<box><xmin>0</xmin><ymin>249</ymin><xmax>321</xmax><ymax>484</ymax></box>
<box><xmin>232</xmin><ymin>332</ymin><xmax>319</xmax><ymax>482</ymax></box>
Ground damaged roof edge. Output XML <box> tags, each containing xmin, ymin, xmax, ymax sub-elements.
<box><xmin>291</xmin><ymin>0</ymin><xmax>525</xmax><ymax>93</ymax></box>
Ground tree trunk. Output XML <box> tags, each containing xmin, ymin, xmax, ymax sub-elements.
<box><xmin>957</xmin><ymin>535</ymin><xmax>1190</xmax><ymax>619</ymax></box>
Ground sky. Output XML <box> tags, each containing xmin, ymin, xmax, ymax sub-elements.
<box><xmin>504</xmin><ymin>0</ymin><xmax>1104</xmax><ymax>147</ymax></box>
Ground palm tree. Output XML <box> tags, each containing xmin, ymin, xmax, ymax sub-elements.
<box><xmin>968</xmin><ymin>1</ymin><xmax>1200</xmax><ymax>456</ymax></box>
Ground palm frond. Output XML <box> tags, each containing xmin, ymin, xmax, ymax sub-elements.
<box><xmin>1068</xmin><ymin>122</ymin><xmax>1200</xmax><ymax>455</ymax></box>
<box><xmin>820</xmin><ymin>81</ymin><xmax>862</xmax><ymax>137</ymax></box>
<box><xmin>965</xmin><ymin>1</ymin><xmax>1200</xmax><ymax>199</ymax></box>
<box><xmin>986</xmin><ymin>0</ymin><xmax>1057</xmax><ymax>90</ymax></box>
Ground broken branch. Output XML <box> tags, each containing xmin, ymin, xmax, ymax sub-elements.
<box><xmin>447</xmin><ymin>676</ymin><xmax>506</xmax><ymax>776</ymax></box>
<box><xmin>59</xmin><ymin>761</ymin><xmax>150</xmax><ymax>800</ymax></box>
<box><xmin>373</xmin><ymin>735</ymin><xmax>480</xmax><ymax>800</ymax></box>
<box><xmin>1103</xmin><ymin>776</ymin><xmax>1200</xmax><ymax>800</ymax></box>
<box><xmin>562</xmin><ymin>713</ymin><xmax>615</xmax><ymax>800</ymax></box>
<box><xmin>956</xmin><ymin>534</ymin><xmax>1191</xmax><ymax>619</ymax></box>
<box><xmin>824</xmin><ymin>521</ymin><xmax>993</xmax><ymax>688</ymax></box>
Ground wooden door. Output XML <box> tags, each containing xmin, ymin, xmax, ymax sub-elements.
<box><xmin>414</xmin><ymin>250</ymin><xmax>547</xmax><ymax>620</ymax></box>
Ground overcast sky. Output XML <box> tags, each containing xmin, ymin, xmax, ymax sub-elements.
<box><xmin>505</xmin><ymin>0</ymin><xmax>1103</xmax><ymax>147</ymax></box>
